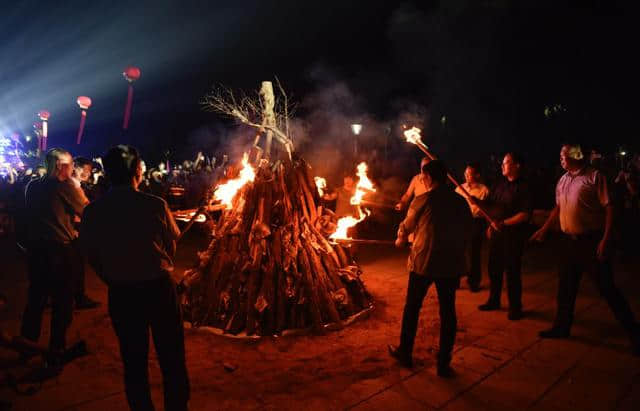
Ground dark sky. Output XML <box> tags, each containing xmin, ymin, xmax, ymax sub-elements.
<box><xmin>1</xmin><ymin>0</ymin><xmax>637</xmax><ymax>165</ymax></box>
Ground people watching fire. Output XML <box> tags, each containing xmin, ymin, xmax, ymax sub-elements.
<box><xmin>530</xmin><ymin>143</ymin><xmax>640</xmax><ymax>354</ymax></box>
<box><xmin>394</xmin><ymin>156</ymin><xmax>431</xmax><ymax>211</ymax></box>
<box><xmin>80</xmin><ymin>145</ymin><xmax>190</xmax><ymax>411</ymax></box>
<box><xmin>389</xmin><ymin>160</ymin><xmax>472</xmax><ymax>377</ymax></box>
<box><xmin>477</xmin><ymin>152</ymin><xmax>532</xmax><ymax>321</ymax></box>
<box><xmin>455</xmin><ymin>162</ymin><xmax>489</xmax><ymax>292</ymax></box>
<box><xmin>19</xmin><ymin>148</ymin><xmax>89</xmax><ymax>369</ymax></box>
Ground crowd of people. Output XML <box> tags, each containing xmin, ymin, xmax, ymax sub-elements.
<box><xmin>1</xmin><ymin>142</ymin><xmax>640</xmax><ymax>409</ymax></box>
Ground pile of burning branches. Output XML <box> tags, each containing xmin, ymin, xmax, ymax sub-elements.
<box><xmin>180</xmin><ymin>156</ymin><xmax>373</xmax><ymax>336</ymax></box>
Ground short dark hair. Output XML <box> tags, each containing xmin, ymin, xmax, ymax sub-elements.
<box><xmin>103</xmin><ymin>145</ymin><xmax>141</xmax><ymax>186</ymax></box>
<box><xmin>465</xmin><ymin>161</ymin><xmax>482</xmax><ymax>173</ymax></box>
<box><xmin>422</xmin><ymin>159</ymin><xmax>448</xmax><ymax>184</ymax></box>
<box><xmin>504</xmin><ymin>151</ymin><xmax>525</xmax><ymax>166</ymax></box>
<box><xmin>74</xmin><ymin>156</ymin><xmax>92</xmax><ymax>168</ymax></box>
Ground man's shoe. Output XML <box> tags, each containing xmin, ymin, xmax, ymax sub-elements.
<box><xmin>75</xmin><ymin>295</ymin><xmax>100</xmax><ymax>310</ymax></box>
<box><xmin>478</xmin><ymin>302</ymin><xmax>500</xmax><ymax>311</ymax></box>
<box><xmin>388</xmin><ymin>344</ymin><xmax>413</xmax><ymax>369</ymax></box>
<box><xmin>538</xmin><ymin>328</ymin><xmax>570</xmax><ymax>339</ymax></box>
<box><xmin>508</xmin><ymin>310</ymin><xmax>523</xmax><ymax>321</ymax></box>
<box><xmin>437</xmin><ymin>363</ymin><xmax>456</xmax><ymax>378</ymax></box>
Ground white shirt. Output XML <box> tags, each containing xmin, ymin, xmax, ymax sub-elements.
<box><xmin>556</xmin><ymin>166</ymin><xmax>610</xmax><ymax>235</ymax></box>
<box><xmin>455</xmin><ymin>182</ymin><xmax>489</xmax><ymax>218</ymax></box>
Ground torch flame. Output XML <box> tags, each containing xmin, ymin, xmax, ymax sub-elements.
<box><xmin>403</xmin><ymin>126</ymin><xmax>422</xmax><ymax>145</ymax></box>
<box><xmin>350</xmin><ymin>162</ymin><xmax>375</xmax><ymax>206</ymax></box>
<box><xmin>314</xmin><ymin>176</ymin><xmax>327</xmax><ymax>197</ymax></box>
<box><xmin>330</xmin><ymin>209</ymin><xmax>370</xmax><ymax>241</ymax></box>
<box><xmin>213</xmin><ymin>153</ymin><xmax>255</xmax><ymax>209</ymax></box>
<box><xmin>330</xmin><ymin>161</ymin><xmax>376</xmax><ymax>240</ymax></box>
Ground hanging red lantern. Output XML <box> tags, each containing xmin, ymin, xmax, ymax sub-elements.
<box><xmin>37</xmin><ymin>110</ymin><xmax>50</xmax><ymax>150</ymax></box>
<box><xmin>76</xmin><ymin>96</ymin><xmax>92</xmax><ymax>144</ymax></box>
<box><xmin>122</xmin><ymin>66</ymin><xmax>141</xmax><ymax>130</ymax></box>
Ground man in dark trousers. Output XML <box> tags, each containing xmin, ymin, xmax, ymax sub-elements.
<box><xmin>478</xmin><ymin>152</ymin><xmax>532</xmax><ymax>320</ymax></box>
<box><xmin>531</xmin><ymin>143</ymin><xmax>640</xmax><ymax>354</ymax></box>
<box><xmin>20</xmin><ymin>148</ymin><xmax>89</xmax><ymax>365</ymax></box>
<box><xmin>80</xmin><ymin>145</ymin><xmax>190</xmax><ymax>411</ymax></box>
<box><xmin>388</xmin><ymin>160</ymin><xmax>472</xmax><ymax>377</ymax></box>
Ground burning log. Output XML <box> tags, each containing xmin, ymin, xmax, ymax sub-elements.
<box><xmin>181</xmin><ymin>158</ymin><xmax>373</xmax><ymax>336</ymax></box>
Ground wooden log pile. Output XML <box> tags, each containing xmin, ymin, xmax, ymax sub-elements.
<box><xmin>180</xmin><ymin>157</ymin><xmax>373</xmax><ymax>336</ymax></box>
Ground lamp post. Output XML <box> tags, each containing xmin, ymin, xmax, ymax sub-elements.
<box><xmin>351</xmin><ymin>123</ymin><xmax>362</xmax><ymax>158</ymax></box>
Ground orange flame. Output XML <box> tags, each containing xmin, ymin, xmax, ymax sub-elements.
<box><xmin>213</xmin><ymin>153</ymin><xmax>255</xmax><ymax>209</ymax></box>
<box><xmin>350</xmin><ymin>162</ymin><xmax>375</xmax><ymax>206</ymax></box>
<box><xmin>330</xmin><ymin>209</ymin><xmax>370</xmax><ymax>241</ymax></box>
<box><xmin>314</xmin><ymin>176</ymin><xmax>327</xmax><ymax>197</ymax></box>
<box><xmin>403</xmin><ymin>126</ymin><xmax>422</xmax><ymax>145</ymax></box>
<box><xmin>330</xmin><ymin>161</ymin><xmax>375</xmax><ymax>241</ymax></box>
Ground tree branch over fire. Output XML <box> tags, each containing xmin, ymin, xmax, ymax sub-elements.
<box><xmin>202</xmin><ymin>82</ymin><xmax>296</xmax><ymax>158</ymax></box>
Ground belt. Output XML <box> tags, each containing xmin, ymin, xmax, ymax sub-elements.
<box><xmin>564</xmin><ymin>231</ymin><xmax>602</xmax><ymax>241</ymax></box>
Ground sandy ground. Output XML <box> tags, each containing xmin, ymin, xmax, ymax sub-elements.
<box><xmin>1</xmin><ymin>227</ymin><xmax>639</xmax><ymax>410</ymax></box>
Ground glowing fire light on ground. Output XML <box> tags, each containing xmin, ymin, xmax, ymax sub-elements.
<box><xmin>330</xmin><ymin>161</ymin><xmax>375</xmax><ymax>241</ymax></box>
<box><xmin>213</xmin><ymin>153</ymin><xmax>256</xmax><ymax>209</ymax></box>
<box><xmin>314</xmin><ymin>176</ymin><xmax>327</xmax><ymax>197</ymax></box>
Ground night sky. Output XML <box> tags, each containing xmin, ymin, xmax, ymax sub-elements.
<box><xmin>1</xmin><ymin>0</ymin><xmax>637</xmax><ymax>166</ymax></box>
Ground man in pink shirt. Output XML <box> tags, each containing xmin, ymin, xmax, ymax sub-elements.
<box><xmin>531</xmin><ymin>143</ymin><xmax>640</xmax><ymax>354</ymax></box>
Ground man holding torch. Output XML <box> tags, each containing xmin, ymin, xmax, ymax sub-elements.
<box><xmin>476</xmin><ymin>152</ymin><xmax>532</xmax><ymax>321</ymax></box>
<box><xmin>388</xmin><ymin>160</ymin><xmax>472</xmax><ymax>377</ymax></box>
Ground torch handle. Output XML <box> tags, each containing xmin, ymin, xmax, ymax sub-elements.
<box><xmin>413</xmin><ymin>140</ymin><xmax>499</xmax><ymax>227</ymax></box>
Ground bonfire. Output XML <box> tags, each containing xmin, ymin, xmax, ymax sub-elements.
<box><xmin>179</xmin><ymin>81</ymin><xmax>373</xmax><ymax>336</ymax></box>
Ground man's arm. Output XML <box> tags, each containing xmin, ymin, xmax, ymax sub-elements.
<box><xmin>396</xmin><ymin>194</ymin><xmax>426</xmax><ymax>244</ymax></box>
<box><xmin>396</xmin><ymin>176</ymin><xmax>417</xmax><ymax>210</ymax></box>
<box><xmin>162</xmin><ymin>200</ymin><xmax>180</xmax><ymax>257</ymax></box>
<box><xmin>60</xmin><ymin>180</ymin><xmax>89</xmax><ymax>216</ymax></box>
<box><xmin>530</xmin><ymin>206</ymin><xmax>559</xmax><ymax>242</ymax></box>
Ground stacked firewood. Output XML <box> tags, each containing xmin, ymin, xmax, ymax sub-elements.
<box><xmin>180</xmin><ymin>158</ymin><xmax>373</xmax><ymax>336</ymax></box>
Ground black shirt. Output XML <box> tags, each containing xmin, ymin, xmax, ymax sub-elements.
<box><xmin>488</xmin><ymin>177</ymin><xmax>533</xmax><ymax>223</ymax></box>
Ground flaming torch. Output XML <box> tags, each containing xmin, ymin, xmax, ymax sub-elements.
<box><xmin>76</xmin><ymin>96</ymin><xmax>92</xmax><ymax>144</ymax></box>
<box><xmin>330</xmin><ymin>161</ymin><xmax>375</xmax><ymax>241</ymax></box>
<box><xmin>37</xmin><ymin>110</ymin><xmax>50</xmax><ymax>151</ymax></box>
<box><xmin>212</xmin><ymin>153</ymin><xmax>256</xmax><ymax>209</ymax></box>
<box><xmin>314</xmin><ymin>176</ymin><xmax>327</xmax><ymax>197</ymax></box>
<box><xmin>402</xmin><ymin>126</ymin><xmax>498</xmax><ymax>228</ymax></box>
<box><xmin>122</xmin><ymin>66</ymin><xmax>141</xmax><ymax>130</ymax></box>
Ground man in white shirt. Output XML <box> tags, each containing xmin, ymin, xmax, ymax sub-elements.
<box><xmin>456</xmin><ymin>163</ymin><xmax>489</xmax><ymax>292</ymax></box>
<box><xmin>531</xmin><ymin>143</ymin><xmax>639</xmax><ymax>354</ymax></box>
<box><xmin>395</xmin><ymin>157</ymin><xmax>431</xmax><ymax>211</ymax></box>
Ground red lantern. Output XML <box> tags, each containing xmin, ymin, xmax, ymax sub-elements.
<box><xmin>37</xmin><ymin>110</ymin><xmax>50</xmax><ymax>149</ymax></box>
<box><xmin>76</xmin><ymin>96</ymin><xmax>92</xmax><ymax>144</ymax></box>
<box><xmin>122</xmin><ymin>66</ymin><xmax>141</xmax><ymax>130</ymax></box>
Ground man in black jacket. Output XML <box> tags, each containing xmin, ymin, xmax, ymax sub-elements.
<box><xmin>80</xmin><ymin>145</ymin><xmax>189</xmax><ymax>411</ymax></box>
<box><xmin>388</xmin><ymin>160</ymin><xmax>472</xmax><ymax>377</ymax></box>
<box><xmin>21</xmin><ymin>148</ymin><xmax>89</xmax><ymax>365</ymax></box>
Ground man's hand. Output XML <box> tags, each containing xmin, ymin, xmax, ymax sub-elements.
<box><xmin>395</xmin><ymin>237</ymin><xmax>406</xmax><ymax>248</ymax></box>
<box><xmin>490</xmin><ymin>220</ymin><xmax>504</xmax><ymax>232</ymax></box>
<box><xmin>596</xmin><ymin>237</ymin><xmax>611</xmax><ymax>262</ymax></box>
<box><xmin>529</xmin><ymin>227</ymin><xmax>547</xmax><ymax>243</ymax></box>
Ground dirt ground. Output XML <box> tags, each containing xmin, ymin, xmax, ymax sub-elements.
<box><xmin>1</xmin><ymin>227</ymin><xmax>639</xmax><ymax>410</ymax></box>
